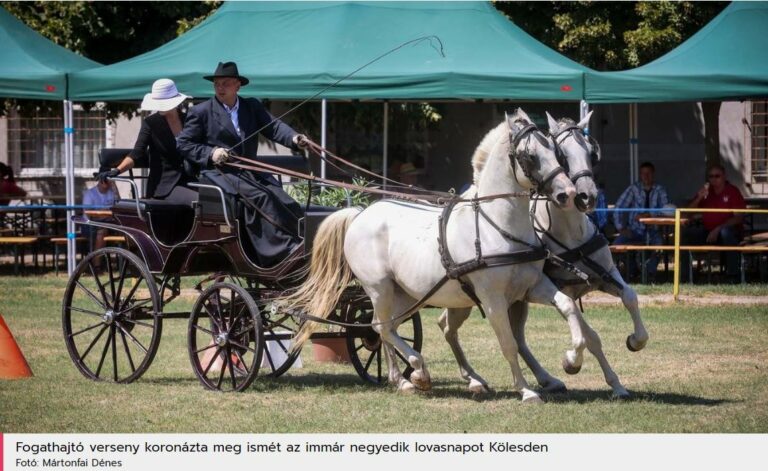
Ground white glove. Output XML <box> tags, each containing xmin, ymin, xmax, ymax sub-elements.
<box><xmin>212</xmin><ymin>147</ymin><xmax>230</xmax><ymax>165</ymax></box>
<box><xmin>292</xmin><ymin>134</ymin><xmax>309</xmax><ymax>149</ymax></box>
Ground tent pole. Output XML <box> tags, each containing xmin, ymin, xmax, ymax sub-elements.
<box><xmin>320</xmin><ymin>99</ymin><xmax>327</xmax><ymax>180</ymax></box>
<box><xmin>64</xmin><ymin>100</ymin><xmax>76</xmax><ymax>276</ymax></box>
<box><xmin>383</xmin><ymin>101</ymin><xmax>389</xmax><ymax>190</ymax></box>
<box><xmin>632</xmin><ymin>103</ymin><xmax>639</xmax><ymax>183</ymax></box>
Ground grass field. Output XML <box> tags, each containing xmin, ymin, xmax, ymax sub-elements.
<box><xmin>1</xmin><ymin>275</ymin><xmax>767</xmax><ymax>433</ymax></box>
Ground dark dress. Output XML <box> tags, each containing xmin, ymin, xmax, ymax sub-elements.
<box><xmin>129</xmin><ymin>112</ymin><xmax>197</xmax><ymax>204</ymax></box>
<box><xmin>177</xmin><ymin>96</ymin><xmax>304</xmax><ymax>267</ymax></box>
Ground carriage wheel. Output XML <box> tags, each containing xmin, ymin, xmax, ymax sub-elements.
<box><xmin>188</xmin><ymin>282</ymin><xmax>263</xmax><ymax>392</ymax></box>
<box><xmin>62</xmin><ymin>247</ymin><xmax>162</xmax><ymax>383</ymax></box>
<box><xmin>345</xmin><ymin>301</ymin><xmax>423</xmax><ymax>385</ymax></box>
<box><xmin>260</xmin><ymin>302</ymin><xmax>302</xmax><ymax>378</ymax></box>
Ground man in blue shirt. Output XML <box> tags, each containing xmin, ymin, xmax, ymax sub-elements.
<box><xmin>83</xmin><ymin>179</ymin><xmax>117</xmax><ymax>255</ymax></box>
<box><xmin>612</xmin><ymin>162</ymin><xmax>669</xmax><ymax>280</ymax></box>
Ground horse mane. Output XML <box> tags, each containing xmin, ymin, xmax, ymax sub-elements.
<box><xmin>470</xmin><ymin>121</ymin><xmax>509</xmax><ymax>186</ymax></box>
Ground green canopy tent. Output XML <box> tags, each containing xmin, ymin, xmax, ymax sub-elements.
<box><xmin>69</xmin><ymin>1</ymin><xmax>589</xmax><ymax>101</ymax></box>
<box><xmin>0</xmin><ymin>6</ymin><xmax>101</xmax><ymax>275</ymax></box>
<box><xmin>584</xmin><ymin>1</ymin><xmax>768</xmax><ymax>183</ymax></box>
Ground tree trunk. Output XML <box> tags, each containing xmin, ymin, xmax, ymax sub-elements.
<box><xmin>702</xmin><ymin>101</ymin><xmax>722</xmax><ymax>169</ymax></box>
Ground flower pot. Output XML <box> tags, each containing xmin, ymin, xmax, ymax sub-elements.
<box><xmin>311</xmin><ymin>337</ymin><xmax>350</xmax><ymax>363</ymax></box>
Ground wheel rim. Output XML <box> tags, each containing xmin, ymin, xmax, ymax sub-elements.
<box><xmin>188</xmin><ymin>283</ymin><xmax>263</xmax><ymax>392</ymax></box>
<box><xmin>62</xmin><ymin>248</ymin><xmax>162</xmax><ymax>383</ymax></box>
<box><xmin>260</xmin><ymin>301</ymin><xmax>302</xmax><ymax>377</ymax></box>
<box><xmin>345</xmin><ymin>302</ymin><xmax>423</xmax><ymax>385</ymax></box>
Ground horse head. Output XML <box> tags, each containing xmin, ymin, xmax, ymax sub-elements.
<box><xmin>506</xmin><ymin>108</ymin><xmax>575</xmax><ymax>209</ymax></box>
<box><xmin>546</xmin><ymin>111</ymin><xmax>600</xmax><ymax>212</ymax></box>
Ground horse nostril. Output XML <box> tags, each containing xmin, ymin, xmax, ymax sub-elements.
<box><xmin>578</xmin><ymin>192</ymin><xmax>589</xmax><ymax>202</ymax></box>
<box><xmin>556</xmin><ymin>192</ymin><xmax>568</xmax><ymax>205</ymax></box>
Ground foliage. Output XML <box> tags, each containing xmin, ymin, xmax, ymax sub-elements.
<box><xmin>496</xmin><ymin>1</ymin><xmax>727</xmax><ymax>71</ymax></box>
<box><xmin>285</xmin><ymin>177</ymin><xmax>373</xmax><ymax>209</ymax></box>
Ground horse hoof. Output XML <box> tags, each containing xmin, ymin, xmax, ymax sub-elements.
<box><xmin>543</xmin><ymin>380</ymin><xmax>568</xmax><ymax>394</ymax></box>
<box><xmin>562</xmin><ymin>356</ymin><xmax>582</xmax><ymax>375</ymax></box>
<box><xmin>468</xmin><ymin>379</ymin><xmax>490</xmax><ymax>395</ymax></box>
<box><xmin>397</xmin><ymin>379</ymin><xmax>417</xmax><ymax>394</ymax></box>
<box><xmin>410</xmin><ymin>372</ymin><xmax>432</xmax><ymax>391</ymax></box>
<box><xmin>626</xmin><ymin>335</ymin><xmax>641</xmax><ymax>352</ymax></box>
<box><xmin>522</xmin><ymin>390</ymin><xmax>544</xmax><ymax>404</ymax></box>
<box><xmin>611</xmin><ymin>389</ymin><xmax>631</xmax><ymax>400</ymax></box>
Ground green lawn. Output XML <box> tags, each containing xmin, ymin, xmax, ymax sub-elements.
<box><xmin>1</xmin><ymin>275</ymin><xmax>767</xmax><ymax>433</ymax></box>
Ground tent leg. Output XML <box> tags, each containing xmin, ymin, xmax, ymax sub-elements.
<box><xmin>320</xmin><ymin>99</ymin><xmax>327</xmax><ymax>180</ymax></box>
<box><xmin>64</xmin><ymin>100</ymin><xmax>76</xmax><ymax>276</ymax></box>
<box><xmin>383</xmin><ymin>101</ymin><xmax>389</xmax><ymax>190</ymax></box>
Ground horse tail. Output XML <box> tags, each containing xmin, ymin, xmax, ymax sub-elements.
<box><xmin>287</xmin><ymin>207</ymin><xmax>362</xmax><ymax>352</ymax></box>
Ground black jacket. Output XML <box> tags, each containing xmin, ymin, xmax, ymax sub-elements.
<box><xmin>177</xmin><ymin>96</ymin><xmax>298</xmax><ymax>169</ymax></box>
<box><xmin>129</xmin><ymin>112</ymin><xmax>193</xmax><ymax>199</ymax></box>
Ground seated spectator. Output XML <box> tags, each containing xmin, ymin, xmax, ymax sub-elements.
<box><xmin>0</xmin><ymin>163</ymin><xmax>27</xmax><ymax>227</ymax></box>
<box><xmin>612</xmin><ymin>161</ymin><xmax>669</xmax><ymax>280</ymax></box>
<box><xmin>0</xmin><ymin>162</ymin><xmax>27</xmax><ymax>205</ymax></box>
<box><xmin>82</xmin><ymin>179</ymin><xmax>118</xmax><ymax>256</ymax></box>
<box><xmin>681</xmin><ymin>163</ymin><xmax>746</xmax><ymax>282</ymax></box>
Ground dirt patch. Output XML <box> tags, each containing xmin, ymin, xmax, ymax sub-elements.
<box><xmin>583</xmin><ymin>292</ymin><xmax>768</xmax><ymax>306</ymax></box>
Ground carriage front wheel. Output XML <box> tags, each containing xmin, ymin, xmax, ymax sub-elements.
<box><xmin>188</xmin><ymin>282</ymin><xmax>264</xmax><ymax>392</ymax></box>
<box><xmin>344</xmin><ymin>301</ymin><xmax>423</xmax><ymax>385</ymax></box>
<box><xmin>62</xmin><ymin>247</ymin><xmax>162</xmax><ymax>383</ymax></box>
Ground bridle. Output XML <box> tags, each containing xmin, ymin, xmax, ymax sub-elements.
<box><xmin>508</xmin><ymin>122</ymin><xmax>566</xmax><ymax>194</ymax></box>
<box><xmin>550</xmin><ymin>123</ymin><xmax>600</xmax><ymax>185</ymax></box>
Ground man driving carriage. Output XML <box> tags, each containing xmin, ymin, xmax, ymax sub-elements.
<box><xmin>177</xmin><ymin>61</ymin><xmax>311</xmax><ymax>267</ymax></box>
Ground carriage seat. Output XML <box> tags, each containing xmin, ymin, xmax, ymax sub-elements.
<box><xmin>113</xmin><ymin>199</ymin><xmax>195</xmax><ymax>245</ymax></box>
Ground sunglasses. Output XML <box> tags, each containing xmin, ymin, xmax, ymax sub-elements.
<box><xmin>707</xmin><ymin>174</ymin><xmax>723</xmax><ymax>179</ymax></box>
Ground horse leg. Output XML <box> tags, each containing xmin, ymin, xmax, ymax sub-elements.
<box><xmin>579</xmin><ymin>316</ymin><xmax>631</xmax><ymax>399</ymax></box>
<box><xmin>527</xmin><ymin>277</ymin><xmax>587</xmax><ymax>375</ymax></box>
<box><xmin>509</xmin><ymin>301</ymin><xmax>567</xmax><ymax>393</ymax></box>
<box><xmin>480</xmin><ymin>297</ymin><xmax>542</xmax><ymax>403</ymax></box>
<box><xmin>372</xmin><ymin>285</ymin><xmax>431</xmax><ymax>392</ymax></box>
<box><xmin>382</xmin><ymin>342</ymin><xmax>415</xmax><ymax>392</ymax></box>
<box><xmin>438</xmin><ymin>307</ymin><xmax>491</xmax><ymax>394</ymax></box>
<box><xmin>603</xmin><ymin>267</ymin><xmax>649</xmax><ymax>351</ymax></box>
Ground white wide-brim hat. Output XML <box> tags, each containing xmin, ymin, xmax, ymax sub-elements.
<box><xmin>140</xmin><ymin>78</ymin><xmax>191</xmax><ymax>112</ymax></box>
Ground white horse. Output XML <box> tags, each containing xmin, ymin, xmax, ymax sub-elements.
<box><xmin>439</xmin><ymin>112</ymin><xmax>648</xmax><ymax>399</ymax></box>
<box><xmin>288</xmin><ymin>109</ymin><xmax>592</xmax><ymax>403</ymax></box>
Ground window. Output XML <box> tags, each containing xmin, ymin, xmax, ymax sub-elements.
<box><xmin>749</xmin><ymin>101</ymin><xmax>768</xmax><ymax>194</ymax></box>
<box><xmin>6</xmin><ymin>106</ymin><xmax>106</xmax><ymax>175</ymax></box>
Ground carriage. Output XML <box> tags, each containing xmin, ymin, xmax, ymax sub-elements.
<box><xmin>61</xmin><ymin>149</ymin><xmax>422</xmax><ymax>392</ymax></box>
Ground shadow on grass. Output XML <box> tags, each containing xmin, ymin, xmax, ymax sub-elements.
<box><xmin>541</xmin><ymin>388</ymin><xmax>732</xmax><ymax>406</ymax></box>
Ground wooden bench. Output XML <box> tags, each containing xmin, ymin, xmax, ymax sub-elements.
<box><xmin>50</xmin><ymin>237</ymin><xmax>88</xmax><ymax>276</ymax></box>
<box><xmin>610</xmin><ymin>244</ymin><xmax>768</xmax><ymax>283</ymax></box>
<box><xmin>103</xmin><ymin>235</ymin><xmax>126</xmax><ymax>246</ymax></box>
<box><xmin>0</xmin><ymin>236</ymin><xmax>39</xmax><ymax>275</ymax></box>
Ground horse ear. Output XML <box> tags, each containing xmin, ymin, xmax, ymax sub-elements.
<box><xmin>577</xmin><ymin>110</ymin><xmax>594</xmax><ymax>130</ymax></box>
<box><xmin>546</xmin><ymin>112</ymin><xmax>559</xmax><ymax>134</ymax></box>
<box><xmin>516</xmin><ymin>108</ymin><xmax>532</xmax><ymax>124</ymax></box>
<box><xmin>505</xmin><ymin>111</ymin><xmax>515</xmax><ymax>129</ymax></box>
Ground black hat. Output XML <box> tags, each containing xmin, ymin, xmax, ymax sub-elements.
<box><xmin>203</xmin><ymin>61</ymin><xmax>249</xmax><ymax>86</ymax></box>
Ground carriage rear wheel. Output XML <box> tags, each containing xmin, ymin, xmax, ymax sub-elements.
<box><xmin>62</xmin><ymin>247</ymin><xmax>162</xmax><ymax>383</ymax></box>
<box><xmin>188</xmin><ymin>282</ymin><xmax>263</xmax><ymax>392</ymax></box>
<box><xmin>344</xmin><ymin>301</ymin><xmax>423</xmax><ymax>385</ymax></box>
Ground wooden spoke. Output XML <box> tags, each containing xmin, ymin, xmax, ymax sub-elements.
<box><xmin>202</xmin><ymin>346</ymin><xmax>223</xmax><ymax>377</ymax></box>
<box><xmin>95</xmin><ymin>327</ymin><xmax>113</xmax><ymax>378</ymax></box>
<box><xmin>116</xmin><ymin>323</ymin><xmax>148</xmax><ymax>354</ymax></box>
<box><xmin>119</xmin><ymin>327</ymin><xmax>136</xmax><ymax>374</ymax></box>
<box><xmin>66</xmin><ymin>305</ymin><xmax>104</xmax><ymax>318</ymax></box>
<box><xmin>75</xmin><ymin>281</ymin><xmax>106</xmax><ymax>310</ymax></box>
<box><xmin>69</xmin><ymin>322</ymin><xmax>103</xmax><ymax>338</ymax></box>
<box><xmin>80</xmin><ymin>325</ymin><xmax>108</xmax><ymax>361</ymax></box>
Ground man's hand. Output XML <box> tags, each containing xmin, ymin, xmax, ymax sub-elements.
<box><xmin>292</xmin><ymin>134</ymin><xmax>309</xmax><ymax>150</ymax></box>
<box><xmin>212</xmin><ymin>147</ymin><xmax>230</xmax><ymax>166</ymax></box>
<box><xmin>97</xmin><ymin>168</ymin><xmax>120</xmax><ymax>182</ymax></box>
<box><xmin>706</xmin><ymin>226</ymin><xmax>721</xmax><ymax>244</ymax></box>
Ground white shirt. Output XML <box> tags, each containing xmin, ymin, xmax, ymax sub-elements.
<box><xmin>221</xmin><ymin>98</ymin><xmax>242</xmax><ymax>138</ymax></box>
